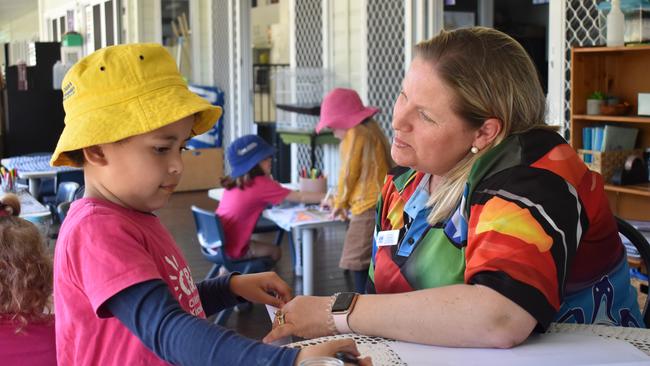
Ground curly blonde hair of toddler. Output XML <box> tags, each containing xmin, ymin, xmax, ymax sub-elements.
<box><xmin>0</xmin><ymin>193</ymin><xmax>53</xmax><ymax>332</ymax></box>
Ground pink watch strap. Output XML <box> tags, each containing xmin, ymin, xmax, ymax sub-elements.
<box><xmin>332</xmin><ymin>312</ymin><xmax>353</xmax><ymax>334</ymax></box>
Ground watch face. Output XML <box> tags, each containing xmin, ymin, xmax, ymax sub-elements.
<box><xmin>332</xmin><ymin>292</ymin><xmax>356</xmax><ymax>312</ymax></box>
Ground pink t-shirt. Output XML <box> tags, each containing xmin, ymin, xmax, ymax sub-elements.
<box><xmin>216</xmin><ymin>175</ymin><xmax>291</xmax><ymax>258</ymax></box>
<box><xmin>0</xmin><ymin>316</ymin><xmax>56</xmax><ymax>366</ymax></box>
<box><xmin>53</xmin><ymin>198</ymin><xmax>205</xmax><ymax>366</ymax></box>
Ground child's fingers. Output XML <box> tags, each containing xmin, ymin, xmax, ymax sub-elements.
<box><xmin>329</xmin><ymin>339</ymin><xmax>360</xmax><ymax>356</ymax></box>
<box><xmin>263</xmin><ymin>324</ymin><xmax>294</xmax><ymax>343</ymax></box>
<box><xmin>359</xmin><ymin>356</ymin><xmax>373</xmax><ymax>366</ymax></box>
<box><xmin>258</xmin><ymin>291</ymin><xmax>284</xmax><ymax>307</ymax></box>
<box><xmin>265</xmin><ymin>277</ymin><xmax>293</xmax><ymax>302</ymax></box>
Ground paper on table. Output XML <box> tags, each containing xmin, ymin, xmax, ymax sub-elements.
<box><xmin>265</xmin><ymin>204</ymin><xmax>335</xmax><ymax>231</ymax></box>
<box><xmin>265</xmin><ymin>304</ymin><xmax>292</xmax><ymax>346</ymax></box>
<box><xmin>388</xmin><ymin>333</ymin><xmax>650</xmax><ymax>366</ymax></box>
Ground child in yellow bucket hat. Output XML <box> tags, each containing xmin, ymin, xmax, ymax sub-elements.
<box><xmin>51</xmin><ymin>44</ymin><xmax>364</xmax><ymax>366</ymax></box>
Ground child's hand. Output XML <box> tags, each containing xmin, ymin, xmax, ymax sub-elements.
<box><xmin>294</xmin><ymin>339</ymin><xmax>372</xmax><ymax>365</ymax></box>
<box><xmin>229</xmin><ymin>272</ymin><xmax>292</xmax><ymax>307</ymax></box>
<box><xmin>319</xmin><ymin>196</ymin><xmax>334</xmax><ymax>211</ymax></box>
<box><xmin>330</xmin><ymin>207</ymin><xmax>348</xmax><ymax>220</ymax></box>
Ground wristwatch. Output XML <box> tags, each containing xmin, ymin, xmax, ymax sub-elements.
<box><xmin>331</xmin><ymin>292</ymin><xmax>359</xmax><ymax>334</ymax></box>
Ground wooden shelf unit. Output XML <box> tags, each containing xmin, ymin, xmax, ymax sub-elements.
<box><xmin>570</xmin><ymin>46</ymin><xmax>650</xmax><ymax>221</ymax></box>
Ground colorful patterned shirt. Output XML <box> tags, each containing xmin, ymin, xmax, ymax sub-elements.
<box><xmin>369</xmin><ymin>129</ymin><xmax>643</xmax><ymax>329</ymax></box>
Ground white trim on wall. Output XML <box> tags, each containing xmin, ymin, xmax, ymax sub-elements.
<box><xmin>227</xmin><ymin>0</ymin><xmax>236</xmax><ymax>142</ymax></box>
<box><xmin>289</xmin><ymin>0</ymin><xmax>298</xmax><ymax>182</ymax></box>
<box><xmin>238</xmin><ymin>0</ymin><xmax>253</xmax><ymax>137</ymax></box>
<box><xmin>404</xmin><ymin>0</ymin><xmax>412</xmax><ymax>68</ymax></box>
<box><xmin>359</xmin><ymin>0</ymin><xmax>368</xmax><ymax>101</ymax></box>
<box><xmin>404</xmin><ymin>0</ymin><xmax>443</xmax><ymax>68</ymax></box>
<box><xmin>547</xmin><ymin>0</ymin><xmax>565</xmax><ymax>127</ymax></box>
<box><xmin>190</xmin><ymin>0</ymin><xmax>201</xmax><ymax>84</ymax></box>
<box><xmin>153</xmin><ymin>0</ymin><xmax>162</xmax><ymax>44</ymax></box>
<box><xmin>321</xmin><ymin>0</ymin><xmax>331</xmax><ymax>70</ymax></box>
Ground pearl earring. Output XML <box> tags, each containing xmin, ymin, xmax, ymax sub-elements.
<box><xmin>470</xmin><ymin>146</ymin><xmax>479</xmax><ymax>154</ymax></box>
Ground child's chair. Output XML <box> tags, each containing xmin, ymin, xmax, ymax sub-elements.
<box><xmin>43</xmin><ymin>181</ymin><xmax>79</xmax><ymax>223</ymax></box>
<box><xmin>617</xmin><ymin>216</ymin><xmax>650</xmax><ymax>328</ymax></box>
<box><xmin>190</xmin><ymin>205</ymin><xmax>276</xmax><ymax>325</ymax></box>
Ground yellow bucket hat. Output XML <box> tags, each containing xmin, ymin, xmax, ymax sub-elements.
<box><xmin>51</xmin><ymin>43</ymin><xmax>222</xmax><ymax>167</ymax></box>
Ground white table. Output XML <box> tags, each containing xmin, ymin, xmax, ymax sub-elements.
<box><xmin>2</xmin><ymin>189</ymin><xmax>52</xmax><ymax>238</ymax></box>
<box><xmin>208</xmin><ymin>186</ymin><xmax>347</xmax><ymax>295</ymax></box>
<box><xmin>288</xmin><ymin>324</ymin><xmax>650</xmax><ymax>365</ymax></box>
<box><xmin>1</xmin><ymin>153</ymin><xmax>81</xmax><ymax>197</ymax></box>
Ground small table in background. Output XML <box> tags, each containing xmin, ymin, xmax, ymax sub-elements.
<box><xmin>1</xmin><ymin>153</ymin><xmax>81</xmax><ymax>198</ymax></box>
<box><xmin>2</xmin><ymin>189</ymin><xmax>52</xmax><ymax>240</ymax></box>
<box><xmin>208</xmin><ymin>186</ymin><xmax>346</xmax><ymax>295</ymax></box>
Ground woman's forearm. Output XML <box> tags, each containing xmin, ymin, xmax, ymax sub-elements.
<box><xmin>348</xmin><ymin>284</ymin><xmax>536</xmax><ymax>348</ymax></box>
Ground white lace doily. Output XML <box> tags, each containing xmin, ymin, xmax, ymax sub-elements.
<box><xmin>288</xmin><ymin>324</ymin><xmax>650</xmax><ymax>364</ymax></box>
<box><xmin>546</xmin><ymin>323</ymin><xmax>650</xmax><ymax>356</ymax></box>
<box><xmin>288</xmin><ymin>334</ymin><xmax>405</xmax><ymax>365</ymax></box>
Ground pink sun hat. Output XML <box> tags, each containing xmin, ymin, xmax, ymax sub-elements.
<box><xmin>315</xmin><ymin>88</ymin><xmax>379</xmax><ymax>133</ymax></box>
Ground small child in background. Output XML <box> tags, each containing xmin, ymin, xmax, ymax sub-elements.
<box><xmin>51</xmin><ymin>44</ymin><xmax>363</xmax><ymax>366</ymax></box>
<box><xmin>0</xmin><ymin>193</ymin><xmax>56</xmax><ymax>366</ymax></box>
<box><xmin>316</xmin><ymin>88</ymin><xmax>393</xmax><ymax>293</ymax></box>
<box><xmin>218</xmin><ymin>134</ymin><xmax>325</xmax><ymax>261</ymax></box>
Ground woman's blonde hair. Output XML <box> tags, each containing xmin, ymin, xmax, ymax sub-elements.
<box><xmin>339</xmin><ymin>118</ymin><xmax>393</xmax><ymax>200</ymax></box>
<box><xmin>0</xmin><ymin>194</ymin><xmax>53</xmax><ymax>332</ymax></box>
<box><xmin>414</xmin><ymin>27</ymin><xmax>548</xmax><ymax>224</ymax></box>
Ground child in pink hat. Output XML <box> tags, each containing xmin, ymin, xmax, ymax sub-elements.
<box><xmin>317</xmin><ymin>88</ymin><xmax>392</xmax><ymax>293</ymax></box>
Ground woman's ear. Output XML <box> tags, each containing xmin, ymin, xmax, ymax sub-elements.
<box><xmin>83</xmin><ymin>145</ymin><xmax>108</xmax><ymax>166</ymax></box>
<box><xmin>473</xmin><ymin>118</ymin><xmax>502</xmax><ymax>150</ymax></box>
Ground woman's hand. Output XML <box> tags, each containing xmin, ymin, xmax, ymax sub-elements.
<box><xmin>294</xmin><ymin>339</ymin><xmax>372</xmax><ymax>366</ymax></box>
<box><xmin>229</xmin><ymin>272</ymin><xmax>292</xmax><ymax>308</ymax></box>
<box><xmin>263</xmin><ymin>296</ymin><xmax>333</xmax><ymax>343</ymax></box>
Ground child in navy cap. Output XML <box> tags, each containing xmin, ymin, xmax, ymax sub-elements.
<box><xmin>218</xmin><ymin>135</ymin><xmax>325</xmax><ymax>261</ymax></box>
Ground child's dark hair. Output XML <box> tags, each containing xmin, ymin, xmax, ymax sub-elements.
<box><xmin>0</xmin><ymin>194</ymin><xmax>53</xmax><ymax>332</ymax></box>
<box><xmin>65</xmin><ymin>149</ymin><xmax>85</xmax><ymax>166</ymax></box>
<box><xmin>220</xmin><ymin>165</ymin><xmax>266</xmax><ymax>189</ymax></box>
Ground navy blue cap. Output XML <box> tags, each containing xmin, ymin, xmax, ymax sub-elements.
<box><xmin>226</xmin><ymin>135</ymin><xmax>275</xmax><ymax>178</ymax></box>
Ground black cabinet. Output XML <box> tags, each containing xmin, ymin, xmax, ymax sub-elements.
<box><xmin>2</xmin><ymin>42</ymin><xmax>64</xmax><ymax>157</ymax></box>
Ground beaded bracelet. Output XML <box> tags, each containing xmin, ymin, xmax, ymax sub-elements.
<box><xmin>326</xmin><ymin>293</ymin><xmax>338</xmax><ymax>335</ymax></box>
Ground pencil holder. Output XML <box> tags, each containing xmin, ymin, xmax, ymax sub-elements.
<box><xmin>299</xmin><ymin>177</ymin><xmax>327</xmax><ymax>193</ymax></box>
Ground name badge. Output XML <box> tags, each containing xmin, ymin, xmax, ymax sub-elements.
<box><xmin>376</xmin><ymin>229</ymin><xmax>400</xmax><ymax>246</ymax></box>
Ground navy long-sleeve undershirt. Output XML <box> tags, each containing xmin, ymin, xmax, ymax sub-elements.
<box><xmin>105</xmin><ymin>276</ymin><xmax>299</xmax><ymax>366</ymax></box>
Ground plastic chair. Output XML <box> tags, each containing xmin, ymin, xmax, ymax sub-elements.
<box><xmin>73</xmin><ymin>185</ymin><xmax>85</xmax><ymax>200</ymax></box>
<box><xmin>616</xmin><ymin>216</ymin><xmax>650</xmax><ymax>328</ymax></box>
<box><xmin>56</xmin><ymin>170</ymin><xmax>84</xmax><ymax>187</ymax></box>
<box><xmin>55</xmin><ymin>185</ymin><xmax>84</xmax><ymax>224</ymax></box>
<box><xmin>190</xmin><ymin>206</ymin><xmax>275</xmax><ymax>325</ymax></box>
<box><xmin>44</xmin><ymin>182</ymin><xmax>79</xmax><ymax>223</ymax></box>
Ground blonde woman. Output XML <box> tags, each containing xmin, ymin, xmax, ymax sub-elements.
<box><xmin>265</xmin><ymin>27</ymin><xmax>643</xmax><ymax>347</ymax></box>
<box><xmin>316</xmin><ymin>88</ymin><xmax>392</xmax><ymax>293</ymax></box>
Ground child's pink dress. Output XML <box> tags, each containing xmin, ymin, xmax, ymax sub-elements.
<box><xmin>216</xmin><ymin>175</ymin><xmax>291</xmax><ymax>258</ymax></box>
<box><xmin>0</xmin><ymin>315</ymin><xmax>56</xmax><ymax>366</ymax></box>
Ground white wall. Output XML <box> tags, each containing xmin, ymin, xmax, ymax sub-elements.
<box><xmin>0</xmin><ymin>10</ymin><xmax>40</xmax><ymax>70</ymax></box>
<box><xmin>0</xmin><ymin>11</ymin><xmax>40</xmax><ymax>43</ymax></box>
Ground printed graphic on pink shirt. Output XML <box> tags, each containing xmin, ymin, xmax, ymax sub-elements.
<box><xmin>165</xmin><ymin>255</ymin><xmax>205</xmax><ymax>317</ymax></box>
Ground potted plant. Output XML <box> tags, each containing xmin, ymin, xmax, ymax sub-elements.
<box><xmin>587</xmin><ymin>91</ymin><xmax>606</xmax><ymax>115</ymax></box>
